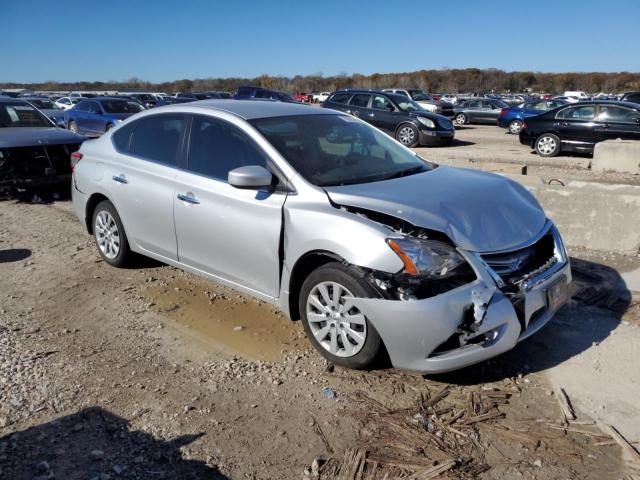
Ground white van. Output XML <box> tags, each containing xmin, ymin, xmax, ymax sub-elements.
<box><xmin>563</xmin><ymin>91</ymin><xmax>589</xmax><ymax>100</ymax></box>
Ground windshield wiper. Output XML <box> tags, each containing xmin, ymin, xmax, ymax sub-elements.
<box><xmin>380</xmin><ymin>165</ymin><xmax>427</xmax><ymax>181</ymax></box>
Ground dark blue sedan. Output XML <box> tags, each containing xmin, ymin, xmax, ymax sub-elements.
<box><xmin>64</xmin><ymin>97</ymin><xmax>144</xmax><ymax>136</ymax></box>
<box><xmin>497</xmin><ymin>99</ymin><xmax>568</xmax><ymax>134</ymax></box>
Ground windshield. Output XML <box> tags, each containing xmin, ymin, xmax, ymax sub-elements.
<box><xmin>494</xmin><ymin>100</ymin><xmax>510</xmax><ymax>108</ymax></box>
<box><xmin>250</xmin><ymin>114</ymin><xmax>434</xmax><ymax>187</ymax></box>
<box><xmin>409</xmin><ymin>90</ymin><xmax>433</xmax><ymax>101</ymax></box>
<box><xmin>137</xmin><ymin>94</ymin><xmax>155</xmax><ymax>101</ymax></box>
<box><xmin>395</xmin><ymin>98</ymin><xmax>424</xmax><ymax>112</ymax></box>
<box><xmin>0</xmin><ymin>103</ymin><xmax>52</xmax><ymax>127</ymax></box>
<box><xmin>27</xmin><ymin>99</ymin><xmax>58</xmax><ymax>109</ymax></box>
<box><xmin>101</xmin><ymin>100</ymin><xmax>144</xmax><ymax>113</ymax></box>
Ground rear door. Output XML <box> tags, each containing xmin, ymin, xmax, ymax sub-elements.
<box><xmin>72</xmin><ymin>101</ymin><xmax>90</xmax><ymax>132</ymax></box>
<box><xmin>464</xmin><ymin>100</ymin><xmax>482</xmax><ymax>122</ymax></box>
<box><xmin>346</xmin><ymin>93</ymin><xmax>371</xmax><ymax>120</ymax></box>
<box><xmin>595</xmin><ymin>105</ymin><xmax>640</xmax><ymax>141</ymax></box>
<box><xmin>107</xmin><ymin>113</ymin><xmax>186</xmax><ymax>261</ymax></box>
<box><xmin>173</xmin><ymin>114</ymin><xmax>286</xmax><ymax>298</ymax></box>
<box><xmin>85</xmin><ymin>101</ymin><xmax>103</xmax><ymax>134</ymax></box>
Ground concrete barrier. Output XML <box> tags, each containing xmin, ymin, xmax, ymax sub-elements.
<box><xmin>503</xmin><ymin>174</ymin><xmax>640</xmax><ymax>255</ymax></box>
<box><xmin>592</xmin><ymin>140</ymin><xmax>640</xmax><ymax>174</ymax></box>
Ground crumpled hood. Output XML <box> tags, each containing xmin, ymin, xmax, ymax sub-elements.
<box><xmin>0</xmin><ymin>127</ymin><xmax>85</xmax><ymax>148</ymax></box>
<box><xmin>324</xmin><ymin>165</ymin><xmax>547</xmax><ymax>253</ymax></box>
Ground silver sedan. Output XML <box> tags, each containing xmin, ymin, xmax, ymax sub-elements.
<box><xmin>71</xmin><ymin>100</ymin><xmax>570</xmax><ymax>373</ymax></box>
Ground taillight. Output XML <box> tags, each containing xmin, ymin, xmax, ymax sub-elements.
<box><xmin>71</xmin><ymin>151</ymin><xmax>83</xmax><ymax>172</ymax></box>
<box><xmin>522</xmin><ymin>122</ymin><xmax>528</xmax><ymax>130</ymax></box>
<box><xmin>500</xmin><ymin>108</ymin><xmax>508</xmax><ymax>116</ymax></box>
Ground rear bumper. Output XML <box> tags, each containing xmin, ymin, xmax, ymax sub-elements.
<box><xmin>496</xmin><ymin>117</ymin><xmax>510</xmax><ymax>128</ymax></box>
<box><xmin>519</xmin><ymin>131</ymin><xmax>537</xmax><ymax>148</ymax></box>
<box><xmin>419</xmin><ymin>129</ymin><xmax>455</xmax><ymax>146</ymax></box>
<box><xmin>348</xmin><ymin>223</ymin><xmax>571</xmax><ymax>373</ymax></box>
<box><xmin>71</xmin><ymin>182</ymin><xmax>90</xmax><ymax>227</ymax></box>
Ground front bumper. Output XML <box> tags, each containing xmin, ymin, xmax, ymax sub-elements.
<box><xmin>418</xmin><ymin>129</ymin><xmax>455</xmax><ymax>146</ymax></box>
<box><xmin>349</xmin><ymin>222</ymin><xmax>571</xmax><ymax>373</ymax></box>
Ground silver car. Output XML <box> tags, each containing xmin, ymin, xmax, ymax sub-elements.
<box><xmin>71</xmin><ymin>100</ymin><xmax>571</xmax><ymax>373</ymax></box>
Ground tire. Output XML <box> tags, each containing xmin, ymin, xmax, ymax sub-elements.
<box><xmin>395</xmin><ymin>123</ymin><xmax>419</xmax><ymax>147</ymax></box>
<box><xmin>92</xmin><ymin>200</ymin><xmax>131</xmax><ymax>267</ymax></box>
<box><xmin>299</xmin><ymin>262</ymin><xmax>382</xmax><ymax>370</ymax></box>
<box><xmin>455</xmin><ymin>113</ymin><xmax>467</xmax><ymax>125</ymax></box>
<box><xmin>105</xmin><ymin>123</ymin><xmax>114</xmax><ymax>131</ymax></box>
<box><xmin>68</xmin><ymin>121</ymin><xmax>78</xmax><ymax>133</ymax></box>
<box><xmin>508</xmin><ymin>120</ymin><xmax>523</xmax><ymax>134</ymax></box>
<box><xmin>535</xmin><ymin>133</ymin><xmax>561</xmax><ymax>157</ymax></box>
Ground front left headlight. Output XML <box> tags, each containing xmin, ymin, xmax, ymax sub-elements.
<box><xmin>417</xmin><ymin>116</ymin><xmax>436</xmax><ymax>129</ymax></box>
<box><xmin>387</xmin><ymin>238</ymin><xmax>466</xmax><ymax>278</ymax></box>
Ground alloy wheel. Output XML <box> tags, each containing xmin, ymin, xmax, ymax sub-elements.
<box><xmin>398</xmin><ymin>126</ymin><xmax>415</xmax><ymax>145</ymax></box>
<box><xmin>455</xmin><ymin>114</ymin><xmax>466</xmax><ymax>125</ymax></box>
<box><xmin>508</xmin><ymin>121</ymin><xmax>522</xmax><ymax>134</ymax></box>
<box><xmin>537</xmin><ymin>136</ymin><xmax>557</xmax><ymax>155</ymax></box>
<box><xmin>95</xmin><ymin>210</ymin><xmax>120</xmax><ymax>259</ymax></box>
<box><xmin>305</xmin><ymin>281</ymin><xmax>367</xmax><ymax>358</ymax></box>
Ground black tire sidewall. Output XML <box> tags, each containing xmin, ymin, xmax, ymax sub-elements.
<box><xmin>299</xmin><ymin>262</ymin><xmax>382</xmax><ymax>370</ymax></box>
<box><xmin>92</xmin><ymin>200</ymin><xmax>130</xmax><ymax>267</ymax></box>
<box><xmin>535</xmin><ymin>133</ymin><xmax>560</xmax><ymax>157</ymax></box>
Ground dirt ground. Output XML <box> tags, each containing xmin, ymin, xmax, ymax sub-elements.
<box><xmin>1</xmin><ymin>127</ymin><xmax>640</xmax><ymax>479</ymax></box>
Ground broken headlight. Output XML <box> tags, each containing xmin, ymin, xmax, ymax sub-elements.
<box><xmin>387</xmin><ymin>238</ymin><xmax>466</xmax><ymax>279</ymax></box>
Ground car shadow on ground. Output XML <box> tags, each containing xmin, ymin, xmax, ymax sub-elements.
<box><xmin>0</xmin><ymin>248</ymin><xmax>31</xmax><ymax>263</ymax></box>
<box><xmin>446</xmin><ymin>139</ymin><xmax>475</xmax><ymax>147</ymax></box>
<box><xmin>424</xmin><ymin>257</ymin><xmax>631</xmax><ymax>385</ymax></box>
<box><xmin>0</xmin><ymin>407</ymin><xmax>228</xmax><ymax>480</ymax></box>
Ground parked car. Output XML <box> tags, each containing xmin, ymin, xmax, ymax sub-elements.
<box><xmin>293</xmin><ymin>92</ymin><xmax>312</xmax><ymax>103</ymax></box>
<box><xmin>552</xmin><ymin>95</ymin><xmax>580</xmax><ymax>104</ymax></box>
<box><xmin>563</xmin><ymin>91</ymin><xmax>589</xmax><ymax>100</ymax></box>
<box><xmin>234</xmin><ymin>86</ymin><xmax>298</xmax><ymax>103</ymax></box>
<box><xmin>440</xmin><ymin>94</ymin><xmax>458</xmax><ymax>105</ymax></box>
<box><xmin>312</xmin><ymin>92</ymin><xmax>331</xmax><ymax>103</ymax></box>
<box><xmin>500</xmin><ymin>94</ymin><xmax>526</xmax><ymax>106</ymax></box>
<box><xmin>23</xmin><ymin>97</ymin><xmax>66</xmax><ymax>127</ymax></box>
<box><xmin>0</xmin><ymin>98</ymin><xmax>84</xmax><ymax>194</ymax></box>
<box><xmin>620</xmin><ymin>92</ymin><xmax>640</xmax><ymax>104</ymax></box>
<box><xmin>154</xmin><ymin>97</ymin><xmax>197</xmax><ymax>107</ymax></box>
<box><xmin>204</xmin><ymin>91</ymin><xmax>233</xmax><ymax>99</ymax></box>
<box><xmin>382</xmin><ymin>89</ymin><xmax>454</xmax><ymax>118</ymax></box>
<box><xmin>454</xmin><ymin>99</ymin><xmax>510</xmax><ymax>125</ymax></box>
<box><xmin>323</xmin><ymin>90</ymin><xmax>455</xmax><ymax>147</ymax></box>
<box><xmin>64</xmin><ymin>97</ymin><xmax>145</xmax><ymax>136</ymax></box>
<box><xmin>120</xmin><ymin>93</ymin><xmax>157</xmax><ymax>109</ymax></box>
<box><xmin>54</xmin><ymin>96</ymin><xmax>83</xmax><ymax>110</ymax></box>
<box><xmin>519</xmin><ymin>101</ymin><xmax>640</xmax><ymax>157</ymax></box>
<box><xmin>497</xmin><ymin>99</ymin><xmax>568</xmax><ymax>134</ymax></box>
<box><xmin>71</xmin><ymin>100</ymin><xmax>570</xmax><ymax>373</ymax></box>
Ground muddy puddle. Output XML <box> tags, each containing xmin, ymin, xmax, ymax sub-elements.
<box><xmin>143</xmin><ymin>277</ymin><xmax>304</xmax><ymax>361</ymax></box>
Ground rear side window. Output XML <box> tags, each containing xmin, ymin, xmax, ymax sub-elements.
<box><xmin>187</xmin><ymin>115</ymin><xmax>269</xmax><ymax>182</ymax></box>
<box><xmin>349</xmin><ymin>94</ymin><xmax>370</xmax><ymax>108</ymax></box>
<box><xmin>112</xmin><ymin>121</ymin><xmax>137</xmax><ymax>153</ymax></box>
<box><xmin>624</xmin><ymin>93</ymin><xmax>640</xmax><ymax>103</ymax></box>
<box><xmin>328</xmin><ymin>93</ymin><xmax>351</xmax><ymax>104</ymax></box>
<box><xmin>129</xmin><ymin>114</ymin><xmax>185</xmax><ymax>166</ymax></box>
<box><xmin>75</xmin><ymin>100</ymin><xmax>90</xmax><ymax>111</ymax></box>
<box><xmin>557</xmin><ymin>106</ymin><xmax>596</xmax><ymax>121</ymax></box>
<box><xmin>597</xmin><ymin>106</ymin><xmax>639</xmax><ymax>124</ymax></box>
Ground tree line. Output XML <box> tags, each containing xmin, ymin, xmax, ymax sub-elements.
<box><xmin>3</xmin><ymin>68</ymin><xmax>639</xmax><ymax>94</ymax></box>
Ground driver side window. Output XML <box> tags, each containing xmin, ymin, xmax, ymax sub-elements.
<box><xmin>371</xmin><ymin>95</ymin><xmax>393</xmax><ymax>111</ymax></box>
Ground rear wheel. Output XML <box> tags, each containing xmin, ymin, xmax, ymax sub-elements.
<box><xmin>105</xmin><ymin>123</ymin><xmax>114</xmax><ymax>131</ymax></box>
<box><xmin>535</xmin><ymin>133</ymin><xmax>561</xmax><ymax>157</ymax></box>
<box><xmin>508</xmin><ymin>120</ymin><xmax>523</xmax><ymax>134</ymax></box>
<box><xmin>395</xmin><ymin>124</ymin><xmax>419</xmax><ymax>147</ymax></box>
<box><xmin>455</xmin><ymin>113</ymin><xmax>467</xmax><ymax>125</ymax></box>
<box><xmin>92</xmin><ymin>200</ymin><xmax>131</xmax><ymax>267</ymax></box>
<box><xmin>299</xmin><ymin>262</ymin><xmax>382</xmax><ymax>370</ymax></box>
<box><xmin>68</xmin><ymin>121</ymin><xmax>78</xmax><ymax>133</ymax></box>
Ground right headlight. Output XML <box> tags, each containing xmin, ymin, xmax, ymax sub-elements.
<box><xmin>386</xmin><ymin>238</ymin><xmax>466</xmax><ymax>278</ymax></box>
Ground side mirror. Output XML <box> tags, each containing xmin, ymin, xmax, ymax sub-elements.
<box><xmin>228</xmin><ymin>165</ymin><xmax>274</xmax><ymax>190</ymax></box>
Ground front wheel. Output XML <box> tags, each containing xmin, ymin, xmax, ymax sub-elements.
<box><xmin>508</xmin><ymin>120</ymin><xmax>523</xmax><ymax>134</ymax></box>
<box><xmin>299</xmin><ymin>262</ymin><xmax>382</xmax><ymax>370</ymax></box>
<box><xmin>396</xmin><ymin>124</ymin><xmax>419</xmax><ymax>147</ymax></box>
<box><xmin>455</xmin><ymin>113</ymin><xmax>467</xmax><ymax>125</ymax></box>
<box><xmin>535</xmin><ymin>133</ymin><xmax>561</xmax><ymax>157</ymax></box>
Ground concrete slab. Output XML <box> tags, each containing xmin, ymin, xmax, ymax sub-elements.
<box><xmin>593</xmin><ymin>140</ymin><xmax>640</xmax><ymax>174</ymax></box>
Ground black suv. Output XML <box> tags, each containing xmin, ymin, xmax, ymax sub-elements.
<box><xmin>322</xmin><ymin>90</ymin><xmax>454</xmax><ymax>147</ymax></box>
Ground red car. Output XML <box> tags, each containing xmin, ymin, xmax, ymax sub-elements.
<box><xmin>293</xmin><ymin>92</ymin><xmax>311</xmax><ymax>103</ymax></box>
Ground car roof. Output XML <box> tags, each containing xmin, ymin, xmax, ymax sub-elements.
<box><xmin>182</xmin><ymin>99</ymin><xmax>335</xmax><ymax>120</ymax></box>
<box><xmin>0</xmin><ymin>97</ymin><xmax>28</xmax><ymax>104</ymax></box>
<box><xmin>559</xmin><ymin>100</ymin><xmax>639</xmax><ymax>108</ymax></box>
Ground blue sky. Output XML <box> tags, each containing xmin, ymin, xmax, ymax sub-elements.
<box><xmin>1</xmin><ymin>0</ymin><xmax>639</xmax><ymax>83</ymax></box>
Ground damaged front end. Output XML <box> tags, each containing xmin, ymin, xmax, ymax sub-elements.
<box><xmin>340</xmin><ymin>205</ymin><xmax>570</xmax><ymax>373</ymax></box>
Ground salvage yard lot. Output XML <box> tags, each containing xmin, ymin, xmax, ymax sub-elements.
<box><xmin>1</xmin><ymin>128</ymin><xmax>640</xmax><ymax>479</ymax></box>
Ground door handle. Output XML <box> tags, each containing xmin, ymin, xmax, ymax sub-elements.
<box><xmin>559</xmin><ymin>121</ymin><xmax>569</xmax><ymax>127</ymax></box>
<box><xmin>112</xmin><ymin>174</ymin><xmax>128</xmax><ymax>184</ymax></box>
<box><xmin>367</xmin><ymin>112</ymin><xmax>374</xmax><ymax>118</ymax></box>
<box><xmin>177</xmin><ymin>193</ymin><xmax>200</xmax><ymax>205</ymax></box>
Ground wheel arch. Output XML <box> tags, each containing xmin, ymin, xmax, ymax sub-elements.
<box><xmin>85</xmin><ymin>193</ymin><xmax>111</xmax><ymax>234</ymax></box>
<box><xmin>394</xmin><ymin>121</ymin><xmax>419</xmax><ymax>137</ymax></box>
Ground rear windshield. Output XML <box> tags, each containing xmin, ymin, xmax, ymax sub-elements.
<box><xmin>101</xmin><ymin>100</ymin><xmax>144</xmax><ymax>114</ymax></box>
<box><xmin>0</xmin><ymin>103</ymin><xmax>51</xmax><ymax>127</ymax></box>
<box><xmin>27</xmin><ymin>99</ymin><xmax>58</xmax><ymax>109</ymax></box>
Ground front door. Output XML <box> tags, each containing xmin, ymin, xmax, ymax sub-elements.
<box><xmin>173</xmin><ymin>114</ymin><xmax>286</xmax><ymax>298</ymax></box>
<box><xmin>555</xmin><ymin>105</ymin><xmax>598</xmax><ymax>148</ymax></box>
<box><xmin>367</xmin><ymin>94</ymin><xmax>398</xmax><ymax>133</ymax></box>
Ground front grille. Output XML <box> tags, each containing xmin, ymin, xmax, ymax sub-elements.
<box><xmin>482</xmin><ymin>232</ymin><xmax>555</xmax><ymax>285</ymax></box>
